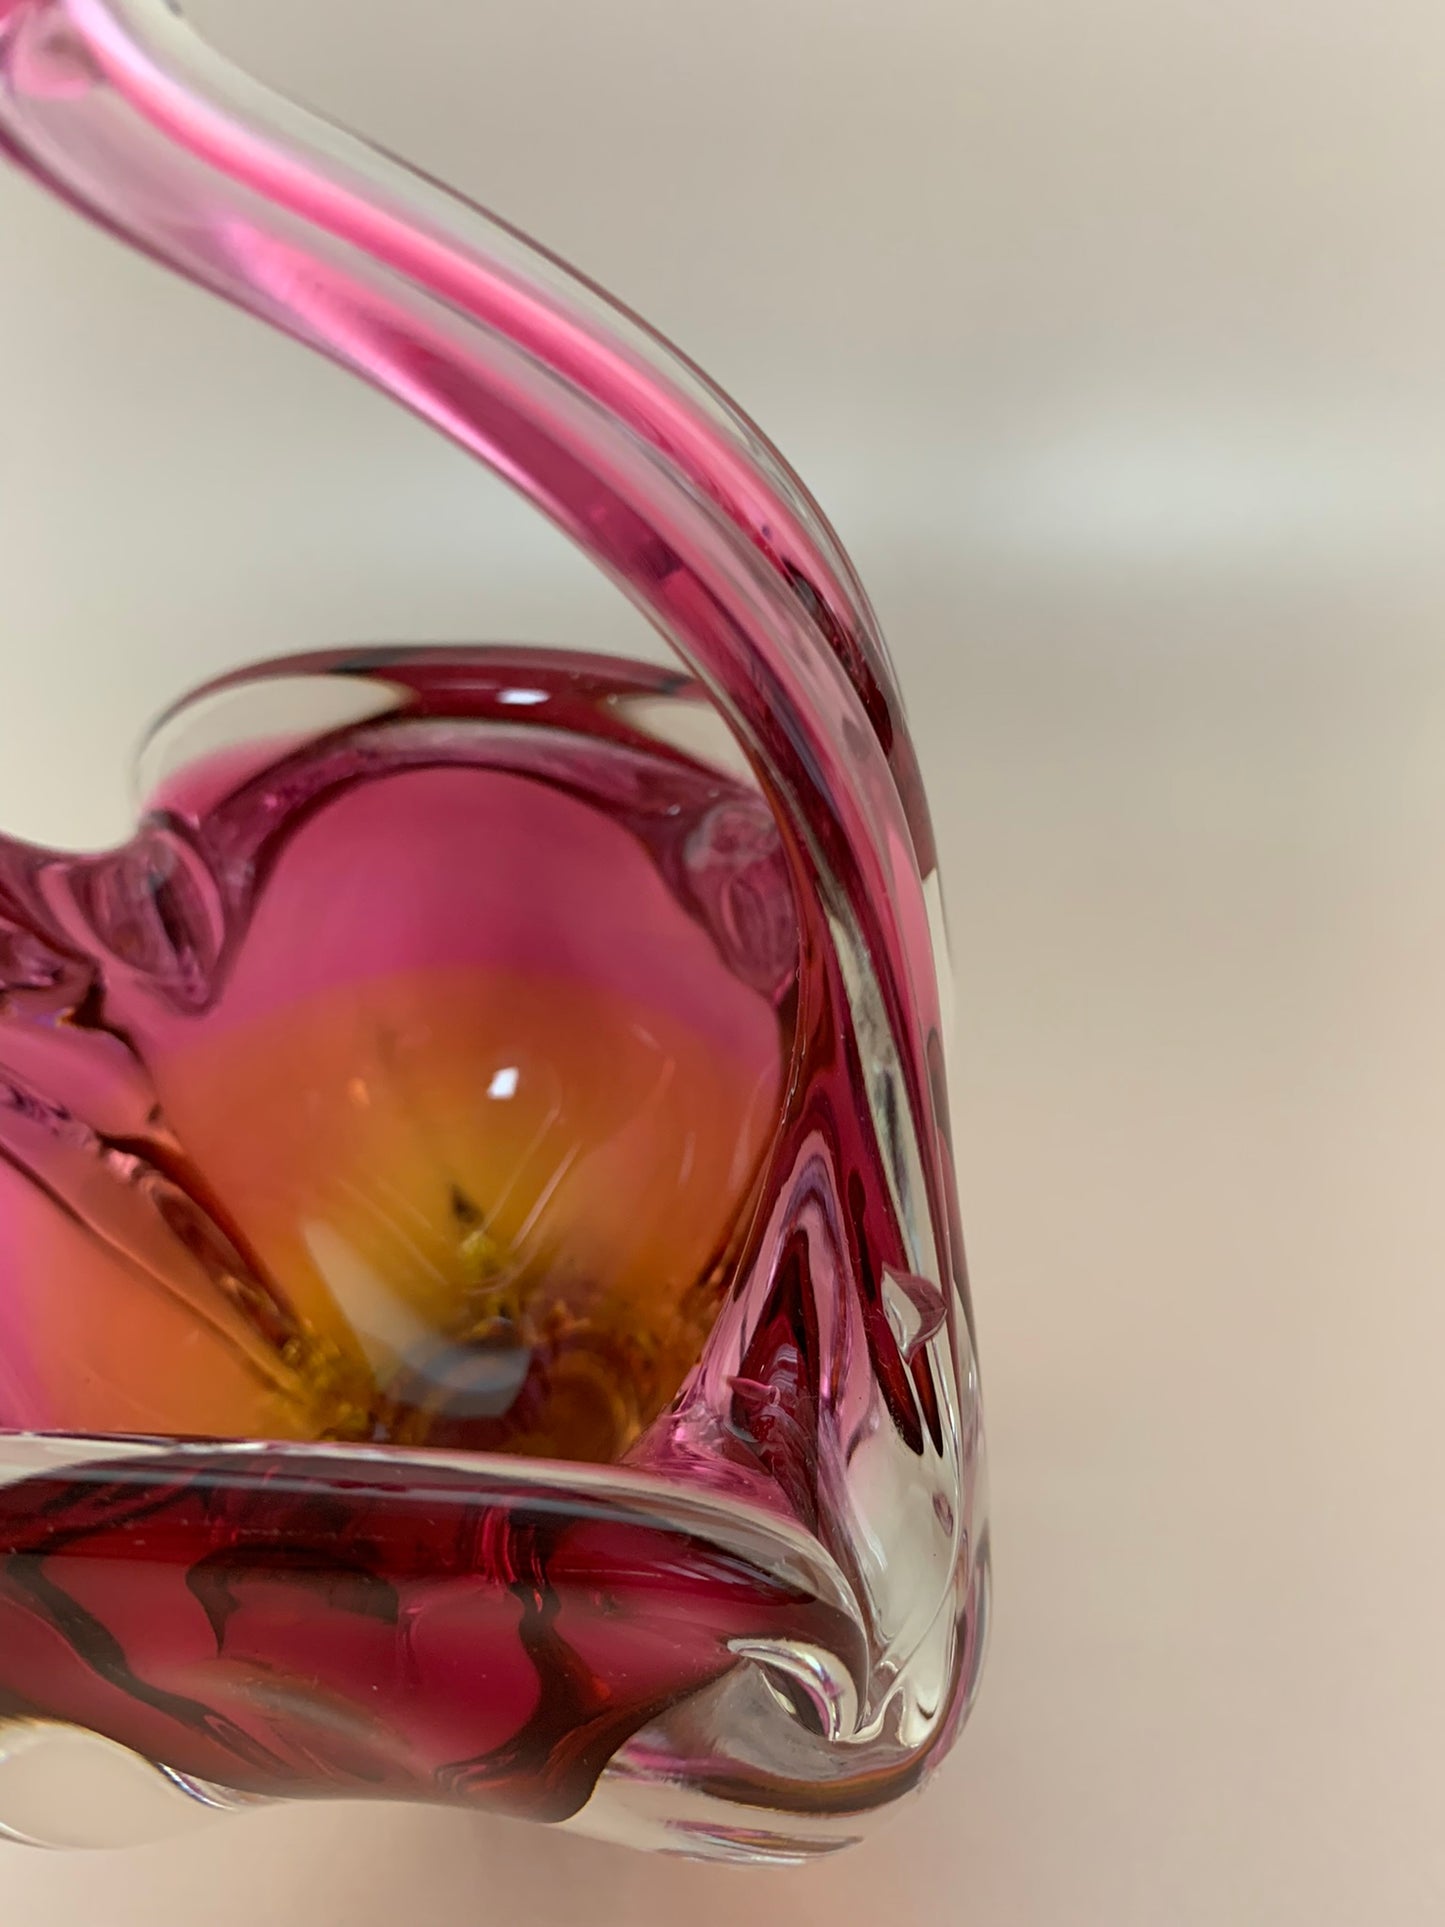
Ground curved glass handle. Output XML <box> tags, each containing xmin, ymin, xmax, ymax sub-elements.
<box><xmin>2</xmin><ymin>9</ymin><xmax>933</xmax><ymax>954</ymax></box>
<box><xmin>0</xmin><ymin>0</ymin><xmax>962</xmax><ymax>1288</ymax></box>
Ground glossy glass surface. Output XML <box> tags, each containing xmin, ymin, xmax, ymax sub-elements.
<box><xmin>0</xmin><ymin>0</ymin><xmax>986</xmax><ymax>1860</ymax></box>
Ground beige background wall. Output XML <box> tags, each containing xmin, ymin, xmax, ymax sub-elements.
<box><xmin>4</xmin><ymin>1</ymin><xmax>1445</xmax><ymax>1920</ymax></box>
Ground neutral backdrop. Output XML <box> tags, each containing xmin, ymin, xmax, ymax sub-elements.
<box><xmin>4</xmin><ymin>1</ymin><xmax>1445</xmax><ymax>1921</ymax></box>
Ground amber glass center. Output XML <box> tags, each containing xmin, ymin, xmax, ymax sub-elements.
<box><xmin>0</xmin><ymin>682</ymin><xmax>795</xmax><ymax>1464</ymax></box>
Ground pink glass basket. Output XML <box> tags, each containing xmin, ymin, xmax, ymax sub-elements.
<box><xmin>0</xmin><ymin>0</ymin><xmax>987</xmax><ymax>1863</ymax></box>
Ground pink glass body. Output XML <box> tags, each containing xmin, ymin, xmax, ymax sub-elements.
<box><xmin>0</xmin><ymin>0</ymin><xmax>987</xmax><ymax>1861</ymax></box>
